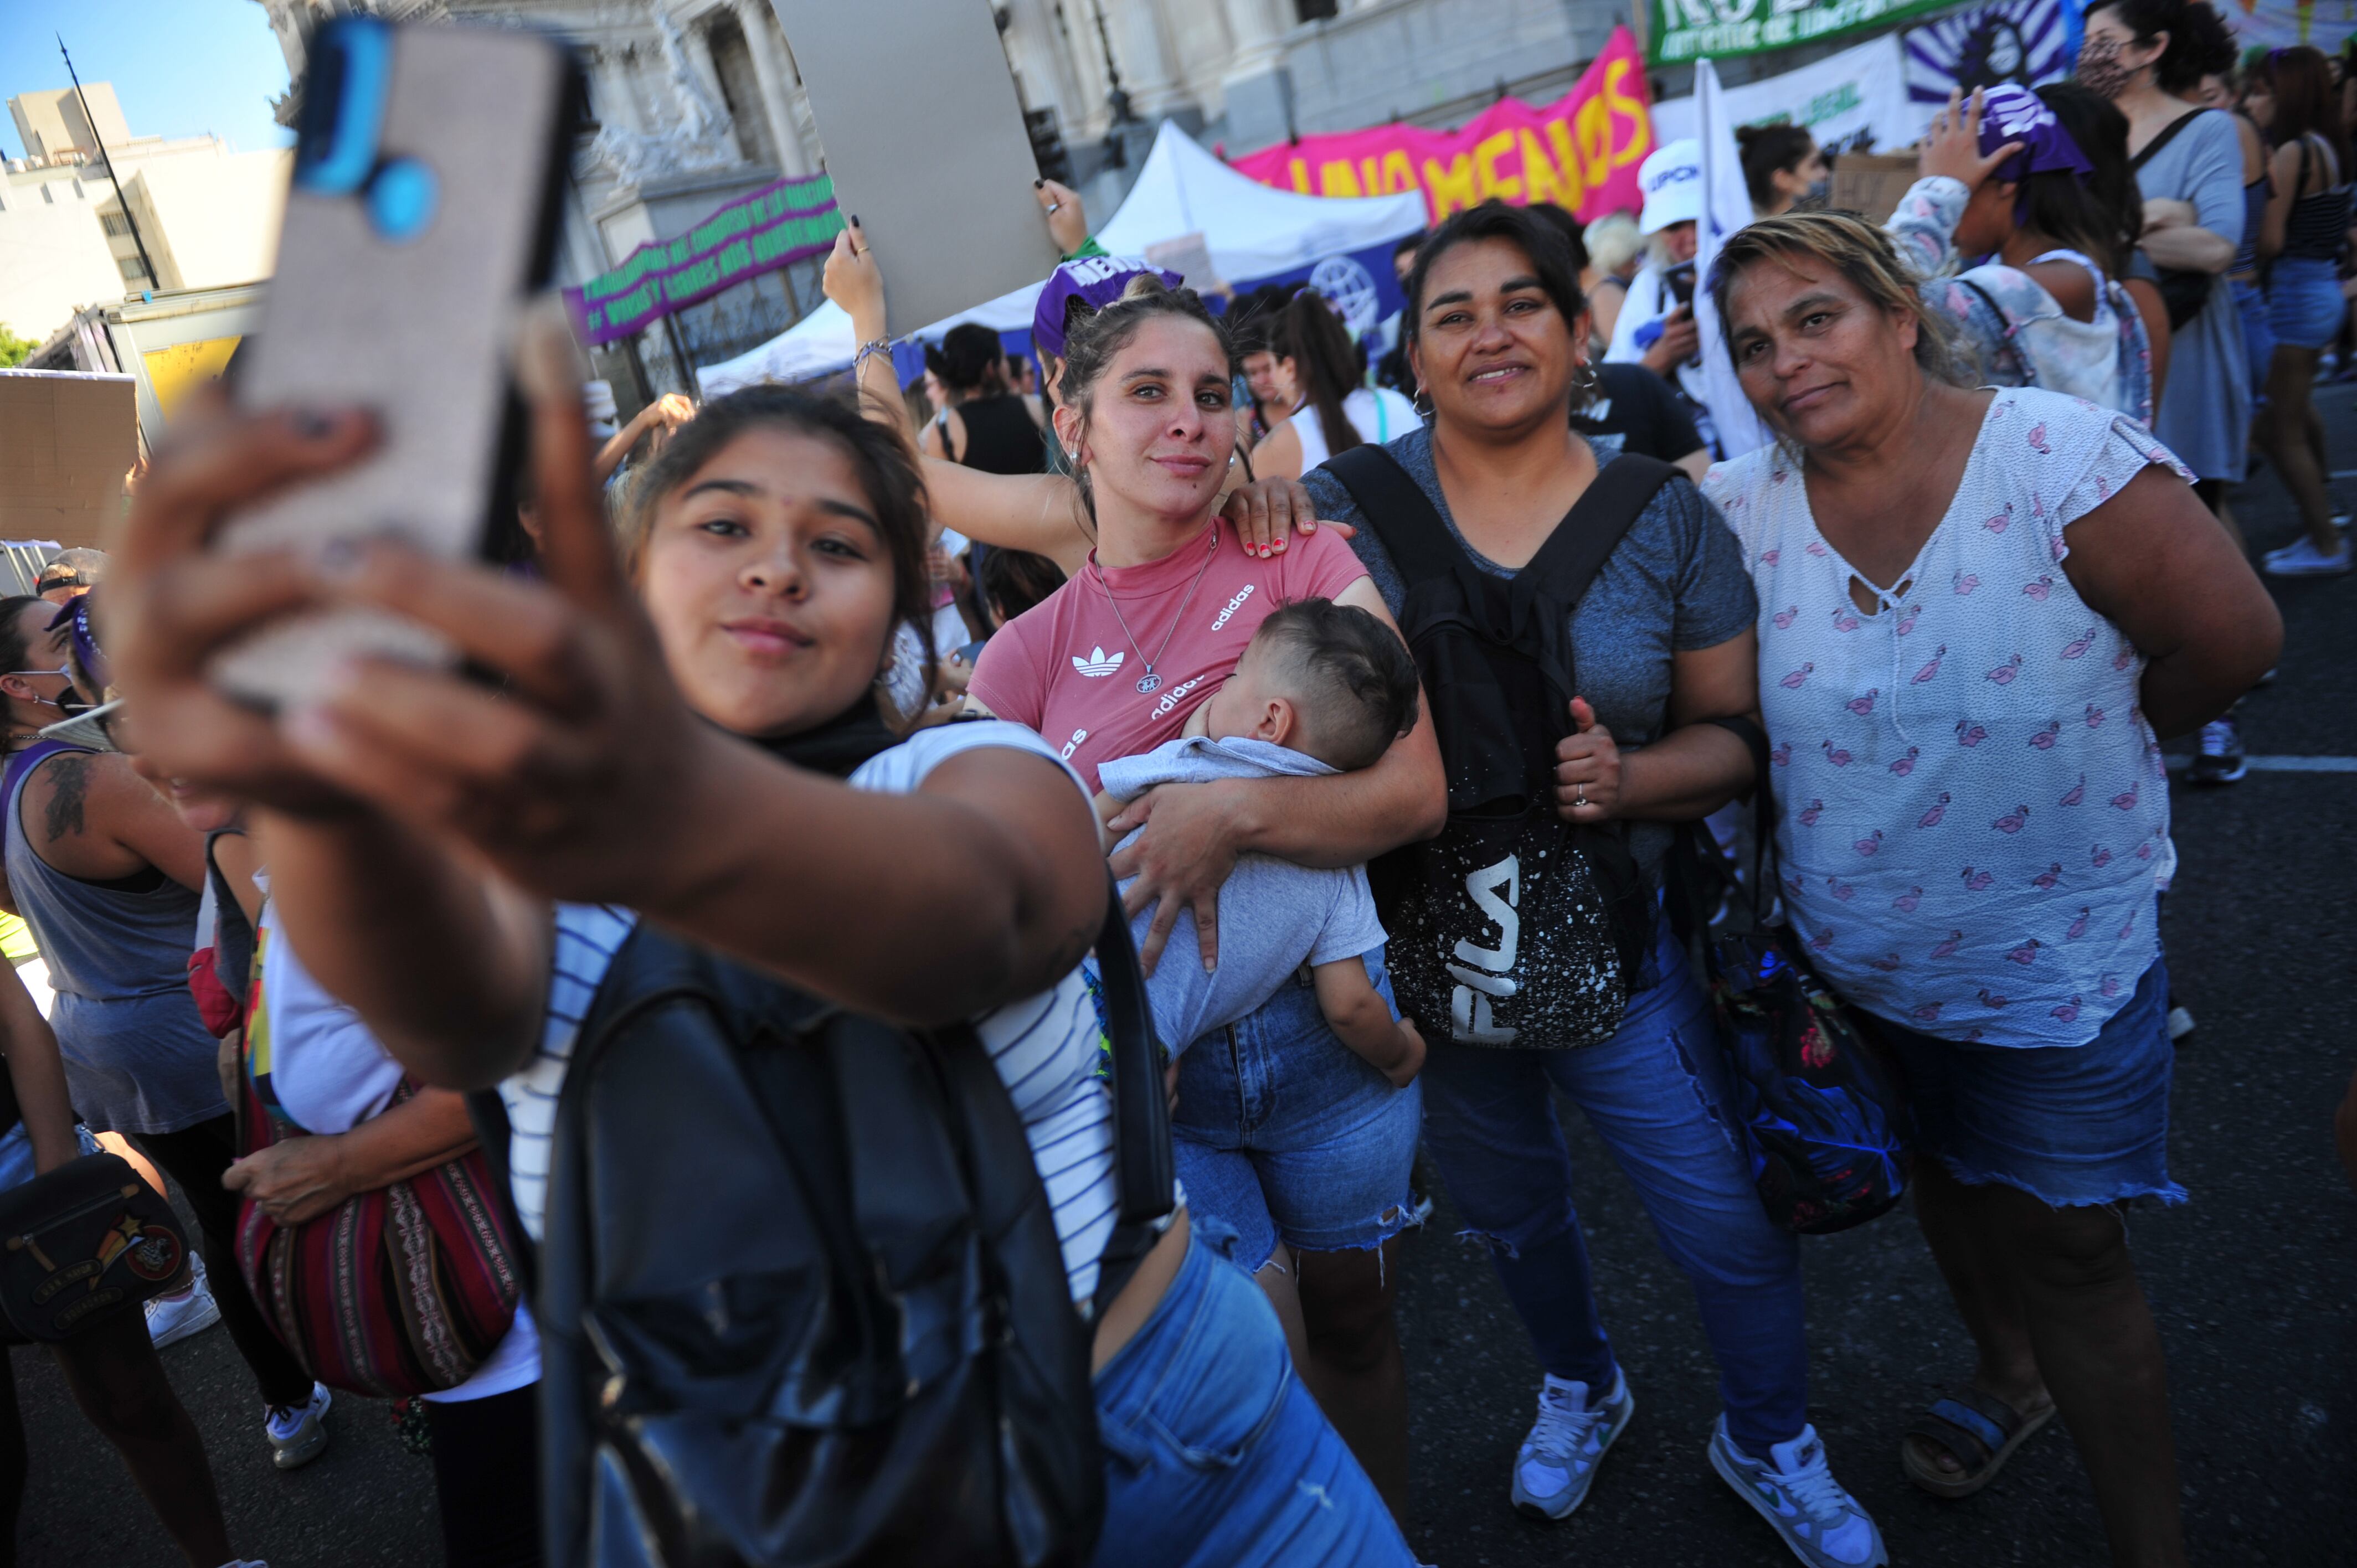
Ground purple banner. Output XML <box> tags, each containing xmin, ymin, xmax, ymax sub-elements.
<box><xmin>565</xmin><ymin>172</ymin><xmax>843</xmax><ymax>348</ymax></box>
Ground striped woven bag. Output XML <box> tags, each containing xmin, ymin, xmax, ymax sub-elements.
<box><xmin>231</xmin><ymin>919</ymin><xmax>521</xmax><ymax>1397</ymax></box>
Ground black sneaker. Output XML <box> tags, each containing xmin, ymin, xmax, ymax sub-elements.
<box><xmin>2189</xmin><ymin>718</ymin><xmax>2246</xmax><ymax>785</ymax></box>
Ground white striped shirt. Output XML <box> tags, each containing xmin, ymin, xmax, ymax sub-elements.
<box><xmin>497</xmin><ymin>723</ymin><xmax>1119</xmax><ymax>1302</ymax></box>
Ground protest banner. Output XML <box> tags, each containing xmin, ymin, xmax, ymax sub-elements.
<box><xmin>1903</xmin><ymin>0</ymin><xmax>2073</xmax><ymax>118</ymax></box>
<box><xmin>1653</xmin><ymin>32</ymin><xmax>1917</xmax><ymax>154</ymax></box>
<box><xmin>1229</xmin><ymin>25</ymin><xmax>1653</xmax><ymax>224</ymax></box>
<box><xmin>564</xmin><ymin>173</ymin><xmax>843</xmax><ymax>348</ymax></box>
<box><xmin>1649</xmin><ymin>0</ymin><xmax>1951</xmax><ymax>63</ymax></box>
<box><xmin>0</xmin><ymin>370</ymin><xmax>137</xmax><ymax>551</ymax></box>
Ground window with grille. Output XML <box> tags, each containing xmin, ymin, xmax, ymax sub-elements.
<box><xmin>118</xmin><ymin>255</ymin><xmax>149</xmax><ymax>281</ymax></box>
<box><xmin>101</xmin><ymin>212</ymin><xmax>132</xmax><ymax>236</ymax></box>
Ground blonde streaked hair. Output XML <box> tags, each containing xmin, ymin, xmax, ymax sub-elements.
<box><xmin>1706</xmin><ymin>211</ymin><xmax>1968</xmax><ymax>388</ymax></box>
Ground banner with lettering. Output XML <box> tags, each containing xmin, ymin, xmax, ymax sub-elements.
<box><xmin>2219</xmin><ymin>0</ymin><xmax>2357</xmax><ymax>54</ymax></box>
<box><xmin>1648</xmin><ymin>0</ymin><xmax>1953</xmax><ymax>63</ymax></box>
<box><xmin>1653</xmin><ymin>32</ymin><xmax>1917</xmax><ymax>156</ymax></box>
<box><xmin>564</xmin><ymin>172</ymin><xmax>845</xmax><ymax>348</ymax></box>
<box><xmin>1229</xmin><ymin>25</ymin><xmax>1654</xmax><ymax>224</ymax></box>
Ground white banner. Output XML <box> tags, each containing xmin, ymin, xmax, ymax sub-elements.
<box><xmin>1694</xmin><ymin>58</ymin><xmax>1773</xmax><ymax>461</ymax></box>
<box><xmin>1653</xmin><ymin>33</ymin><xmax>1924</xmax><ymax>157</ymax></box>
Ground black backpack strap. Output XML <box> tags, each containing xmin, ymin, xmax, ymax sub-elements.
<box><xmin>1089</xmin><ymin>873</ymin><xmax>1176</xmax><ymax>1319</ymax></box>
<box><xmin>1521</xmin><ymin>453</ymin><xmax>1677</xmax><ymax>611</ymax></box>
<box><xmin>2130</xmin><ymin>108</ymin><xmax>2209</xmax><ymax>172</ymax></box>
<box><xmin>1322</xmin><ymin>443</ymin><xmax>1471</xmax><ymax>584</ymax></box>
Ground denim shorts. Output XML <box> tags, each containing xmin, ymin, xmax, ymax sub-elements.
<box><xmin>1091</xmin><ymin>1216</ymin><xmax>1416</xmax><ymax>1568</ymax></box>
<box><xmin>2268</xmin><ymin>256</ymin><xmax>2348</xmax><ymax>351</ymax></box>
<box><xmin>1171</xmin><ymin>947</ymin><xmax>1422</xmax><ymax>1272</ymax></box>
<box><xmin>1865</xmin><ymin>955</ymin><xmax>2183</xmax><ymax>1209</ymax></box>
<box><xmin>2232</xmin><ymin>275</ymin><xmax>2277</xmax><ymax>393</ymax></box>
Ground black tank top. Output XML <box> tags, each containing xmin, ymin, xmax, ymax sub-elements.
<box><xmin>949</xmin><ymin>394</ymin><xmax>1046</xmax><ymax>476</ymax></box>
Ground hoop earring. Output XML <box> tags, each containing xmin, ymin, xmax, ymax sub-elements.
<box><xmin>1411</xmin><ymin>385</ymin><xmax>1434</xmax><ymax>420</ymax></box>
<box><xmin>1569</xmin><ymin>359</ymin><xmax>1602</xmax><ymax>410</ymax></box>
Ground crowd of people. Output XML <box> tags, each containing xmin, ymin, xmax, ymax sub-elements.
<box><xmin>3</xmin><ymin>8</ymin><xmax>2355</xmax><ymax>1568</ymax></box>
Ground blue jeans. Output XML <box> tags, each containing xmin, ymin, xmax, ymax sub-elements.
<box><xmin>1172</xmin><ymin>948</ymin><xmax>1422</xmax><ymax>1272</ymax></box>
<box><xmin>1092</xmin><ymin>1220</ymin><xmax>1415</xmax><ymax>1568</ymax></box>
<box><xmin>1418</xmin><ymin>920</ymin><xmax>1810</xmax><ymax>1455</ymax></box>
<box><xmin>1866</xmin><ymin>954</ymin><xmax>2182</xmax><ymax>1209</ymax></box>
<box><xmin>2232</xmin><ymin>275</ymin><xmax>2276</xmax><ymax>398</ymax></box>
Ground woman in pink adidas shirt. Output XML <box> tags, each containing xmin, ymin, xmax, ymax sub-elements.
<box><xmin>971</xmin><ymin>278</ymin><xmax>1444</xmax><ymax>1525</ymax></box>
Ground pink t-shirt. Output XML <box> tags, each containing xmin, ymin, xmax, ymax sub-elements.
<box><xmin>970</xmin><ymin>520</ymin><xmax>1370</xmax><ymax>788</ymax></box>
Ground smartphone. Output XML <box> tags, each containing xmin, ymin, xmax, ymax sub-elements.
<box><xmin>1663</xmin><ymin>260</ymin><xmax>1698</xmax><ymax>312</ymax></box>
<box><xmin>211</xmin><ymin>17</ymin><xmax>580</xmax><ymax>709</ymax></box>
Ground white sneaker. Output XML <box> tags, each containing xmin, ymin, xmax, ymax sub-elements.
<box><xmin>1707</xmin><ymin>1418</ymin><xmax>1887</xmax><ymax>1568</ymax></box>
<box><xmin>1510</xmin><ymin>1369</ymin><xmax>1635</xmax><ymax>1520</ymax></box>
<box><xmin>146</xmin><ymin>1255</ymin><xmax>221</xmax><ymax>1349</ymax></box>
<box><xmin>2262</xmin><ymin>535</ymin><xmax>2353</xmax><ymax>576</ymax></box>
<box><xmin>264</xmin><ymin>1381</ymin><xmax>332</xmax><ymax>1471</ymax></box>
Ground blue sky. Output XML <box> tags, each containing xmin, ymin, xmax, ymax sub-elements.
<box><xmin>3</xmin><ymin>0</ymin><xmax>293</xmax><ymax>159</ymax></box>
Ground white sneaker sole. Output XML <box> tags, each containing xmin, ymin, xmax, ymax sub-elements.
<box><xmin>146</xmin><ymin>1290</ymin><xmax>222</xmax><ymax>1349</ymax></box>
<box><xmin>269</xmin><ymin>1388</ymin><xmax>333</xmax><ymax>1471</ymax></box>
<box><xmin>1510</xmin><ymin>1388</ymin><xmax>1636</xmax><ymax>1521</ymax></box>
<box><xmin>1708</xmin><ymin>1434</ymin><xmax>1888</xmax><ymax>1568</ymax></box>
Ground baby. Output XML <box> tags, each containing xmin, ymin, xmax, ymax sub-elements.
<box><xmin>1097</xmin><ymin>598</ymin><xmax>1425</xmax><ymax>1086</ymax></box>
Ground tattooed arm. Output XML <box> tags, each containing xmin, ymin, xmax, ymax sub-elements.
<box><xmin>16</xmin><ymin>752</ymin><xmax>208</xmax><ymax>890</ymax></box>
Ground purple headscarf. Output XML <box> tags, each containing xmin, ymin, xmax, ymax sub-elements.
<box><xmin>1977</xmin><ymin>84</ymin><xmax>2096</xmax><ymax>190</ymax></box>
<box><xmin>1031</xmin><ymin>254</ymin><xmax>1185</xmax><ymax>362</ymax></box>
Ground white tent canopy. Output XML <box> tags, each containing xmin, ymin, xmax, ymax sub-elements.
<box><xmin>699</xmin><ymin>122</ymin><xmax>1427</xmax><ymax>395</ymax></box>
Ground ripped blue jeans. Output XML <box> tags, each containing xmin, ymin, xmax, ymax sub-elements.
<box><xmin>1419</xmin><ymin>918</ymin><xmax>1810</xmax><ymax>1454</ymax></box>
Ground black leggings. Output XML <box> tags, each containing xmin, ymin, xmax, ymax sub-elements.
<box><xmin>424</xmin><ymin>1384</ymin><xmax>542</xmax><ymax>1568</ymax></box>
<box><xmin>131</xmin><ymin>1115</ymin><xmax>315</xmax><ymax>1409</ymax></box>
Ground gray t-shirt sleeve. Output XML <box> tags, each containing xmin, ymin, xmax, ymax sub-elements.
<box><xmin>1308</xmin><ymin>866</ymin><xmax>1388</xmax><ymax>968</ymax></box>
<box><xmin>1666</xmin><ymin>478</ymin><xmax>1758</xmax><ymax>652</ymax></box>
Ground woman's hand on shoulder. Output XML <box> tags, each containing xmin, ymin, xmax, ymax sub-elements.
<box><xmin>1220</xmin><ymin>474</ymin><xmax>1354</xmax><ymax>561</ymax></box>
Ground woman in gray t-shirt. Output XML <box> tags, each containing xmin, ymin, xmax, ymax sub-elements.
<box><xmin>1295</xmin><ymin>204</ymin><xmax>1888</xmax><ymax>1566</ymax></box>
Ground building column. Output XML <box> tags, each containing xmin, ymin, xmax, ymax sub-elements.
<box><xmin>1221</xmin><ymin>0</ymin><xmax>1293</xmax><ymax>151</ymax></box>
<box><xmin>1108</xmin><ymin>0</ymin><xmax>1183</xmax><ymax>118</ymax></box>
<box><xmin>735</xmin><ymin>0</ymin><xmax>809</xmax><ymax>176</ymax></box>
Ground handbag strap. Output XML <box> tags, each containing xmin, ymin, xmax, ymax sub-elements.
<box><xmin>1089</xmin><ymin>871</ymin><xmax>1177</xmax><ymax>1318</ymax></box>
<box><xmin>2129</xmin><ymin>108</ymin><xmax>2210</xmax><ymax>173</ymax></box>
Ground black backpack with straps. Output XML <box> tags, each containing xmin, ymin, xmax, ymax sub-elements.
<box><xmin>1323</xmin><ymin>445</ymin><xmax>1674</xmax><ymax>1050</ymax></box>
<box><xmin>474</xmin><ymin>881</ymin><xmax>1174</xmax><ymax>1568</ymax></box>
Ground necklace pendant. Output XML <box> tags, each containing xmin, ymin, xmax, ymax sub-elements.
<box><xmin>1135</xmin><ymin>672</ymin><xmax>1161</xmax><ymax>694</ymax></box>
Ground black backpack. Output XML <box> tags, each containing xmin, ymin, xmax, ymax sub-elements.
<box><xmin>480</xmin><ymin>885</ymin><xmax>1172</xmax><ymax>1568</ymax></box>
<box><xmin>1323</xmin><ymin>446</ymin><xmax>1674</xmax><ymax>1050</ymax></box>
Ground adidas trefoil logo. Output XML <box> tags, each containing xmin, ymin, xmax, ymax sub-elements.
<box><xmin>1071</xmin><ymin>646</ymin><xmax>1125</xmax><ymax>678</ymax></box>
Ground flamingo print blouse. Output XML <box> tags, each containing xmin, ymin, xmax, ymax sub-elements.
<box><xmin>1703</xmin><ymin>386</ymin><xmax>2189</xmax><ymax>1049</ymax></box>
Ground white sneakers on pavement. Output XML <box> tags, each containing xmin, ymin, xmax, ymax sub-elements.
<box><xmin>1510</xmin><ymin>1369</ymin><xmax>1635</xmax><ymax>1519</ymax></box>
<box><xmin>264</xmin><ymin>1382</ymin><xmax>333</xmax><ymax>1471</ymax></box>
<box><xmin>2262</xmin><ymin>535</ymin><xmax>2353</xmax><ymax>576</ymax></box>
<box><xmin>146</xmin><ymin>1255</ymin><xmax>222</xmax><ymax>1349</ymax></box>
<box><xmin>1707</xmin><ymin>1417</ymin><xmax>1888</xmax><ymax>1568</ymax></box>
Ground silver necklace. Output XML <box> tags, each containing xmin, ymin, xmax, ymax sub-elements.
<box><xmin>1094</xmin><ymin>525</ymin><xmax>1220</xmax><ymax>694</ymax></box>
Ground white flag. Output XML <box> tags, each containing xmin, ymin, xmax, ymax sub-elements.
<box><xmin>1694</xmin><ymin>58</ymin><xmax>1772</xmax><ymax>461</ymax></box>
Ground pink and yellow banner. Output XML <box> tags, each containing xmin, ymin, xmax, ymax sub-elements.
<box><xmin>1231</xmin><ymin>25</ymin><xmax>1655</xmax><ymax>225</ymax></box>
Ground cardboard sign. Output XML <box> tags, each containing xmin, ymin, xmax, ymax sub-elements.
<box><xmin>0</xmin><ymin>371</ymin><xmax>137</xmax><ymax>551</ymax></box>
<box><xmin>1144</xmin><ymin>233</ymin><xmax>1226</xmax><ymax>297</ymax></box>
<box><xmin>1828</xmin><ymin>153</ymin><xmax>1923</xmax><ymax>227</ymax></box>
<box><xmin>771</xmin><ymin>0</ymin><xmax>1061</xmax><ymax>338</ymax></box>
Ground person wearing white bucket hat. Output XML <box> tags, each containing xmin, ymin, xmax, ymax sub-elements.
<box><xmin>1606</xmin><ymin>139</ymin><xmax>1720</xmax><ymax>450</ymax></box>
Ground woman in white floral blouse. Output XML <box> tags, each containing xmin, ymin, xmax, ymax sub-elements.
<box><xmin>1705</xmin><ymin>210</ymin><xmax>2276</xmax><ymax>1568</ymax></box>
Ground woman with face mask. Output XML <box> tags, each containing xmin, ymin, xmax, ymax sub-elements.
<box><xmin>2076</xmin><ymin>0</ymin><xmax>2246</xmax><ymax>507</ymax></box>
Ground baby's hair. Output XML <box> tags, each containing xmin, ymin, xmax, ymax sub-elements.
<box><xmin>1248</xmin><ymin>598</ymin><xmax>1419</xmax><ymax>772</ymax></box>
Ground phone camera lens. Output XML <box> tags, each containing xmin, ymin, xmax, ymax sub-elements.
<box><xmin>367</xmin><ymin>158</ymin><xmax>439</xmax><ymax>243</ymax></box>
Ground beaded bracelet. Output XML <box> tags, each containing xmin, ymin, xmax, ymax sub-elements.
<box><xmin>852</xmin><ymin>337</ymin><xmax>891</xmax><ymax>376</ymax></box>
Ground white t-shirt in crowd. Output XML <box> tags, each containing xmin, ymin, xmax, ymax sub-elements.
<box><xmin>1285</xmin><ymin>385</ymin><xmax>1424</xmax><ymax>474</ymax></box>
<box><xmin>497</xmin><ymin>721</ymin><xmax>1124</xmax><ymax>1304</ymax></box>
<box><xmin>255</xmin><ymin>899</ymin><xmax>539</xmax><ymax>1404</ymax></box>
<box><xmin>1603</xmin><ymin>265</ymin><xmax>1711</xmax><ymax>413</ymax></box>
